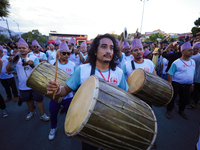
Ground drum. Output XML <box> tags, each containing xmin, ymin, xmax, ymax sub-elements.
<box><xmin>65</xmin><ymin>75</ymin><xmax>157</xmax><ymax>150</ymax></box>
<box><xmin>127</xmin><ymin>68</ymin><xmax>173</xmax><ymax>107</ymax></box>
<box><xmin>26</xmin><ymin>62</ymin><xmax>70</xmax><ymax>103</ymax></box>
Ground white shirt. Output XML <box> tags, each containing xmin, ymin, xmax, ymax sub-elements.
<box><xmin>168</xmin><ymin>58</ymin><xmax>195</xmax><ymax>84</ymax></box>
<box><xmin>15</xmin><ymin>55</ymin><xmax>39</xmax><ymax>90</ymax></box>
<box><xmin>3</xmin><ymin>49</ymin><xmax>8</xmax><ymax>56</ymax></box>
<box><xmin>0</xmin><ymin>55</ymin><xmax>14</xmax><ymax>79</ymax></box>
<box><xmin>68</xmin><ymin>53</ymin><xmax>81</xmax><ymax>67</ymax></box>
<box><xmin>57</xmin><ymin>60</ymin><xmax>76</xmax><ymax>99</ymax></box>
<box><xmin>122</xmin><ymin>59</ymin><xmax>155</xmax><ymax>80</ymax></box>
<box><xmin>118</xmin><ymin>52</ymin><xmax>134</xmax><ymax>68</ymax></box>
<box><xmin>29</xmin><ymin>51</ymin><xmax>47</xmax><ymax>61</ymax></box>
<box><xmin>46</xmin><ymin>50</ymin><xmax>56</xmax><ymax>63</ymax></box>
<box><xmin>162</xmin><ymin>58</ymin><xmax>168</xmax><ymax>74</ymax></box>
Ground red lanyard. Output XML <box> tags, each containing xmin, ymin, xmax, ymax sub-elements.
<box><xmin>59</xmin><ymin>59</ymin><xmax>68</xmax><ymax>64</ymax></box>
<box><xmin>98</xmin><ymin>67</ymin><xmax>110</xmax><ymax>82</ymax></box>
<box><xmin>133</xmin><ymin>59</ymin><xmax>144</xmax><ymax>63</ymax></box>
<box><xmin>180</xmin><ymin>58</ymin><xmax>192</xmax><ymax>67</ymax></box>
<box><xmin>33</xmin><ymin>52</ymin><xmax>40</xmax><ymax>57</ymax></box>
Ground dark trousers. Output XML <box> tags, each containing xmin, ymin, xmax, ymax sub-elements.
<box><xmin>167</xmin><ymin>81</ymin><xmax>191</xmax><ymax>112</ymax></box>
<box><xmin>49</xmin><ymin>98</ymin><xmax>72</xmax><ymax>129</ymax></box>
<box><xmin>1</xmin><ymin>77</ymin><xmax>18</xmax><ymax>98</ymax></box>
<box><xmin>0</xmin><ymin>94</ymin><xmax>6</xmax><ymax>110</ymax></box>
<box><xmin>194</xmin><ymin>83</ymin><xmax>200</xmax><ymax>104</ymax></box>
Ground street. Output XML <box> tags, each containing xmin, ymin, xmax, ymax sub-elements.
<box><xmin>0</xmin><ymin>75</ymin><xmax>199</xmax><ymax>150</ymax></box>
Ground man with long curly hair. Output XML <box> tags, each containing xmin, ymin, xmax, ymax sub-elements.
<box><xmin>47</xmin><ymin>34</ymin><xmax>129</xmax><ymax>150</ymax></box>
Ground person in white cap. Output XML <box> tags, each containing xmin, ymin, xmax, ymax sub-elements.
<box><xmin>165</xmin><ymin>42</ymin><xmax>195</xmax><ymax>120</ymax></box>
<box><xmin>6</xmin><ymin>38</ymin><xmax>50</xmax><ymax>121</ymax></box>
<box><xmin>48</xmin><ymin>41</ymin><xmax>76</xmax><ymax>141</ymax></box>
<box><xmin>68</xmin><ymin>38</ymin><xmax>85</xmax><ymax>67</ymax></box>
<box><xmin>29</xmin><ymin>40</ymin><xmax>47</xmax><ymax>62</ymax></box>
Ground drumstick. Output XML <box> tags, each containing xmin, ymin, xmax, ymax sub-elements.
<box><xmin>53</xmin><ymin>50</ymin><xmax>60</xmax><ymax>99</ymax></box>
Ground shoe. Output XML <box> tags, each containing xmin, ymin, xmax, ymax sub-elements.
<box><xmin>40</xmin><ymin>113</ymin><xmax>50</xmax><ymax>122</ymax></box>
<box><xmin>165</xmin><ymin>111</ymin><xmax>172</xmax><ymax>119</ymax></box>
<box><xmin>2</xmin><ymin>109</ymin><xmax>9</xmax><ymax>118</ymax></box>
<box><xmin>60</xmin><ymin>106</ymin><xmax>65</xmax><ymax>114</ymax></box>
<box><xmin>4</xmin><ymin>97</ymin><xmax>12</xmax><ymax>103</ymax></box>
<box><xmin>26</xmin><ymin>111</ymin><xmax>36</xmax><ymax>120</ymax></box>
<box><xmin>186</xmin><ymin>104</ymin><xmax>192</xmax><ymax>109</ymax></box>
<box><xmin>191</xmin><ymin>103</ymin><xmax>197</xmax><ymax>108</ymax></box>
<box><xmin>178</xmin><ymin>111</ymin><xmax>188</xmax><ymax>120</ymax></box>
<box><xmin>48</xmin><ymin>128</ymin><xmax>57</xmax><ymax>140</ymax></box>
<box><xmin>14</xmin><ymin>97</ymin><xmax>19</xmax><ymax>102</ymax></box>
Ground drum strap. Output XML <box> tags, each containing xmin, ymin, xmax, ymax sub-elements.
<box><xmin>90</xmin><ymin>66</ymin><xmax>95</xmax><ymax>76</ymax></box>
<box><xmin>131</xmin><ymin>60</ymin><xmax>135</xmax><ymax>70</ymax></box>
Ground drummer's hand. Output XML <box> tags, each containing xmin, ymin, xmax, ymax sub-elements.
<box><xmin>121</xmin><ymin>32</ymin><xmax>124</xmax><ymax>41</ymax></box>
<box><xmin>28</xmin><ymin>60</ymin><xmax>34</xmax><ymax>66</ymax></box>
<box><xmin>47</xmin><ymin>81</ymin><xmax>60</xmax><ymax>94</ymax></box>
<box><xmin>74</xmin><ymin>48</ymin><xmax>80</xmax><ymax>54</ymax></box>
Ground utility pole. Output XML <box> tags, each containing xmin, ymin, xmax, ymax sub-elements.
<box><xmin>140</xmin><ymin>0</ymin><xmax>149</xmax><ymax>34</ymax></box>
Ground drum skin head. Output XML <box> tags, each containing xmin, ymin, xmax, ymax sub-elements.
<box><xmin>65</xmin><ymin>76</ymin><xmax>99</xmax><ymax>136</ymax></box>
<box><xmin>127</xmin><ymin>69</ymin><xmax>145</xmax><ymax>94</ymax></box>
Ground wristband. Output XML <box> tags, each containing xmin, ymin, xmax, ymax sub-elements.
<box><xmin>55</xmin><ymin>86</ymin><xmax>61</xmax><ymax>95</ymax></box>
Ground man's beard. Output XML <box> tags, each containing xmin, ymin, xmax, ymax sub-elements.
<box><xmin>103</xmin><ymin>60</ymin><xmax>110</xmax><ymax>64</ymax></box>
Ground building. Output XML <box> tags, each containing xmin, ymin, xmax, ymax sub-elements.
<box><xmin>144</xmin><ymin>29</ymin><xmax>167</xmax><ymax>39</ymax></box>
<box><xmin>49</xmin><ymin>33</ymin><xmax>92</xmax><ymax>45</ymax></box>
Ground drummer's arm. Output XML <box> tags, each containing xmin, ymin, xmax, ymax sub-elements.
<box><xmin>47</xmin><ymin>82</ymin><xmax>72</xmax><ymax>97</ymax></box>
<box><xmin>153</xmin><ymin>69</ymin><xmax>157</xmax><ymax>75</ymax></box>
<box><xmin>168</xmin><ymin>75</ymin><xmax>172</xmax><ymax>84</ymax></box>
<box><xmin>6</xmin><ymin>62</ymin><xmax>14</xmax><ymax>72</ymax></box>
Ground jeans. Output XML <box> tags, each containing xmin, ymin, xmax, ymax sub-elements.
<box><xmin>0</xmin><ymin>94</ymin><xmax>6</xmax><ymax>110</ymax></box>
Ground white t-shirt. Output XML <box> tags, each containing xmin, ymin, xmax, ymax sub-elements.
<box><xmin>57</xmin><ymin>60</ymin><xmax>76</xmax><ymax>99</ymax></box>
<box><xmin>118</xmin><ymin>52</ymin><xmax>134</xmax><ymax>68</ymax></box>
<box><xmin>121</xmin><ymin>59</ymin><xmax>155</xmax><ymax>79</ymax></box>
<box><xmin>162</xmin><ymin>58</ymin><xmax>168</xmax><ymax>74</ymax></box>
<box><xmin>15</xmin><ymin>55</ymin><xmax>39</xmax><ymax>90</ymax></box>
<box><xmin>191</xmin><ymin>53</ymin><xmax>200</xmax><ymax>59</ymax></box>
<box><xmin>167</xmin><ymin>58</ymin><xmax>196</xmax><ymax>84</ymax></box>
<box><xmin>68</xmin><ymin>53</ymin><xmax>81</xmax><ymax>67</ymax></box>
<box><xmin>3</xmin><ymin>49</ymin><xmax>8</xmax><ymax>56</ymax></box>
<box><xmin>0</xmin><ymin>55</ymin><xmax>14</xmax><ymax>79</ymax></box>
<box><xmin>29</xmin><ymin>51</ymin><xmax>47</xmax><ymax>61</ymax></box>
<box><xmin>66</xmin><ymin>63</ymin><xmax>129</xmax><ymax>92</ymax></box>
<box><xmin>46</xmin><ymin>50</ymin><xmax>56</xmax><ymax>63</ymax></box>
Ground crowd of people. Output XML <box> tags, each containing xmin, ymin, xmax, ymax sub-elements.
<box><xmin>0</xmin><ymin>31</ymin><xmax>200</xmax><ymax>149</ymax></box>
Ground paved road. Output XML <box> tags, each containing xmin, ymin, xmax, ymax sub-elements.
<box><xmin>0</xmin><ymin>75</ymin><xmax>199</xmax><ymax>150</ymax></box>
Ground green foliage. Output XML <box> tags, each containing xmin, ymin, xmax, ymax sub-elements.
<box><xmin>144</xmin><ymin>38</ymin><xmax>151</xmax><ymax>43</ymax></box>
<box><xmin>191</xmin><ymin>27</ymin><xmax>200</xmax><ymax>37</ymax></box>
<box><xmin>144</xmin><ymin>33</ymin><xmax>165</xmax><ymax>42</ymax></box>
<box><xmin>0</xmin><ymin>0</ymin><xmax>10</xmax><ymax>18</ymax></box>
<box><xmin>194</xmin><ymin>18</ymin><xmax>200</xmax><ymax>27</ymax></box>
<box><xmin>0</xmin><ymin>34</ymin><xmax>10</xmax><ymax>43</ymax></box>
<box><xmin>21</xmin><ymin>29</ymin><xmax>49</xmax><ymax>43</ymax></box>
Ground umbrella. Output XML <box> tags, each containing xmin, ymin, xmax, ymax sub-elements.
<box><xmin>47</xmin><ymin>39</ymin><xmax>55</xmax><ymax>44</ymax></box>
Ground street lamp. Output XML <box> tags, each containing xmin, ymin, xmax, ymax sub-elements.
<box><xmin>140</xmin><ymin>0</ymin><xmax>149</xmax><ymax>33</ymax></box>
<box><xmin>13</xmin><ymin>20</ymin><xmax>21</xmax><ymax>38</ymax></box>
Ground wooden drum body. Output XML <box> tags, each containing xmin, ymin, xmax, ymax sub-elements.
<box><xmin>26</xmin><ymin>62</ymin><xmax>70</xmax><ymax>103</ymax></box>
<box><xmin>65</xmin><ymin>75</ymin><xmax>157</xmax><ymax>150</ymax></box>
<box><xmin>127</xmin><ymin>69</ymin><xmax>173</xmax><ymax>107</ymax></box>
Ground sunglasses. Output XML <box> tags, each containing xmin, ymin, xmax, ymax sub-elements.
<box><xmin>33</xmin><ymin>46</ymin><xmax>39</xmax><ymax>48</ymax></box>
<box><xmin>61</xmin><ymin>52</ymin><xmax>70</xmax><ymax>55</ymax></box>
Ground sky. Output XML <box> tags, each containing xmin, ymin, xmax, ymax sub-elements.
<box><xmin>0</xmin><ymin>0</ymin><xmax>200</xmax><ymax>40</ymax></box>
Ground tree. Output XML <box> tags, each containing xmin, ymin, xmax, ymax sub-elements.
<box><xmin>0</xmin><ymin>34</ymin><xmax>10</xmax><ymax>43</ymax></box>
<box><xmin>0</xmin><ymin>0</ymin><xmax>10</xmax><ymax>19</ymax></box>
<box><xmin>191</xmin><ymin>18</ymin><xmax>200</xmax><ymax>36</ymax></box>
<box><xmin>144</xmin><ymin>33</ymin><xmax>165</xmax><ymax>42</ymax></box>
<box><xmin>21</xmin><ymin>29</ymin><xmax>49</xmax><ymax>44</ymax></box>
